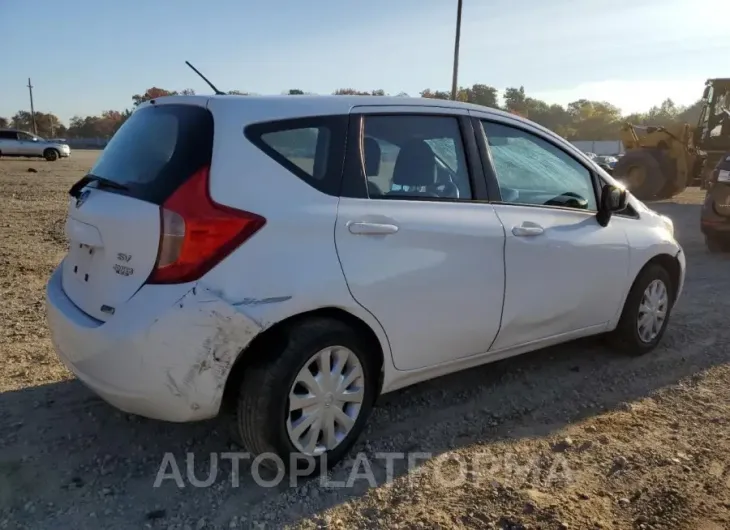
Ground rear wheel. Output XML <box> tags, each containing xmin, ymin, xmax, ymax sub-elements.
<box><xmin>608</xmin><ymin>264</ymin><xmax>674</xmax><ymax>356</ymax></box>
<box><xmin>43</xmin><ymin>148</ymin><xmax>59</xmax><ymax>162</ymax></box>
<box><xmin>231</xmin><ymin>317</ymin><xmax>378</xmax><ymax>476</ymax></box>
<box><xmin>613</xmin><ymin>149</ymin><xmax>665</xmax><ymax>201</ymax></box>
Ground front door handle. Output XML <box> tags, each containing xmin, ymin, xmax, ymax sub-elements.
<box><xmin>347</xmin><ymin>222</ymin><xmax>399</xmax><ymax>235</ymax></box>
<box><xmin>512</xmin><ymin>222</ymin><xmax>544</xmax><ymax>237</ymax></box>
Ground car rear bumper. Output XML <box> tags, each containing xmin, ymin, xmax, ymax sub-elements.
<box><xmin>45</xmin><ymin>264</ymin><xmax>261</xmax><ymax>422</ymax></box>
<box><xmin>700</xmin><ymin>187</ymin><xmax>730</xmax><ymax>237</ymax></box>
<box><xmin>701</xmin><ymin>220</ymin><xmax>730</xmax><ymax>237</ymax></box>
<box><xmin>700</xmin><ymin>210</ymin><xmax>730</xmax><ymax>238</ymax></box>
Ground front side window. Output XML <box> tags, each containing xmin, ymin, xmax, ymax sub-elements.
<box><xmin>481</xmin><ymin>120</ymin><xmax>597</xmax><ymax>211</ymax></box>
<box><xmin>18</xmin><ymin>132</ymin><xmax>36</xmax><ymax>141</ymax></box>
<box><xmin>361</xmin><ymin>115</ymin><xmax>472</xmax><ymax>200</ymax></box>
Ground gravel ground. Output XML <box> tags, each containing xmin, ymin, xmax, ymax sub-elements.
<box><xmin>1</xmin><ymin>152</ymin><xmax>730</xmax><ymax>530</ymax></box>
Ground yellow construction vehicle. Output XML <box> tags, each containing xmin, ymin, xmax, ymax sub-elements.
<box><xmin>613</xmin><ymin>78</ymin><xmax>730</xmax><ymax>200</ymax></box>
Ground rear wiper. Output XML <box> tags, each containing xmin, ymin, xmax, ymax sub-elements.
<box><xmin>68</xmin><ymin>174</ymin><xmax>128</xmax><ymax>198</ymax></box>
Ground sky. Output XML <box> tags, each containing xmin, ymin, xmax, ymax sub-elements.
<box><xmin>1</xmin><ymin>0</ymin><xmax>729</xmax><ymax>125</ymax></box>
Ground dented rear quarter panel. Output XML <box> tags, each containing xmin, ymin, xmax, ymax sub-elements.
<box><xmin>47</xmin><ymin>266</ymin><xmax>264</xmax><ymax>421</ymax></box>
<box><xmin>141</xmin><ymin>285</ymin><xmax>262</xmax><ymax>416</ymax></box>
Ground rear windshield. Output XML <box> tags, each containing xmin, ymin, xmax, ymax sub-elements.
<box><xmin>89</xmin><ymin>103</ymin><xmax>213</xmax><ymax>205</ymax></box>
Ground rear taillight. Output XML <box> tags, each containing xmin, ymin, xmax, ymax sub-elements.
<box><xmin>148</xmin><ymin>166</ymin><xmax>266</xmax><ymax>284</ymax></box>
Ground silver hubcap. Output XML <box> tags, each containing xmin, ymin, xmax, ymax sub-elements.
<box><xmin>637</xmin><ymin>279</ymin><xmax>669</xmax><ymax>343</ymax></box>
<box><xmin>286</xmin><ymin>346</ymin><xmax>365</xmax><ymax>455</ymax></box>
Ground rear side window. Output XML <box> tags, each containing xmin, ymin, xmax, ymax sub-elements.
<box><xmin>0</xmin><ymin>131</ymin><xmax>18</xmax><ymax>140</ymax></box>
<box><xmin>260</xmin><ymin>127</ymin><xmax>327</xmax><ymax>177</ymax></box>
<box><xmin>245</xmin><ymin>115</ymin><xmax>348</xmax><ymax>196</ymax></box>
<box><xmin>89</xmin><ymin>104</ymin><xmax>213</xmax><ymax>205</ymax></box>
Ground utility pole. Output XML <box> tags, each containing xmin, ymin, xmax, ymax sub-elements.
<box><xmin>450</xmin><ymin>0</ymin><xmax>463</xmax><ymax>101</ymax></box>
<box><xmin>27</xmin><ymin>78</ymin><xmax>37</xmax><ymax>135</ymax></box>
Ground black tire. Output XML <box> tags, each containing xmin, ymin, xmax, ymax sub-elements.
<box><xmin>43</xmin><ymin>148</ymin><xmax>59</xmax><ymax>162</ymax></box>
<box><xmin>653</xmin><ymin>151</ymin><xmax>686</xmax><ymax>199</ymax></box>
<box><xmin>231</xmin><ymin>317</ymin><xmax>379</xmax><ymax>476</ymax></box>
<box><xmin>613</xmin><ymin>149</ymin><xmax>665</xmax><ymax>201</ymax></box>
<box><xmin>608</xmin><ymin>264</ymin><xmax>675</xmax><ymax>356</ymax></box>
<box><xmin>706</xmin><ymin>235</ymin><xmax>730</xmax><ymax>253</ymax></box>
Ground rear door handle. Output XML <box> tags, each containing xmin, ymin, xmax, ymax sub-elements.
<box><xmin>512</xmin><ymin>223</ymin><xmax>544</xmax><ymax>237</ymax></box>
<box><xmin>347</xmin><ymin>222</ymin><xmax>399</xmax><ymax>235</ymax></box>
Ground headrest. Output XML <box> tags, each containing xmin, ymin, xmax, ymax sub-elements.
<box><xmin>392</xmin><ymin>140</ymin><xmax>436</xmax><ymax>187</ymax></box>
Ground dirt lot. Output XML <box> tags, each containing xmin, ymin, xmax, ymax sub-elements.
<box><xmin>2</xmin><ymin>151</ymin><xmax>730</xmax><ymax>530</ymax></box>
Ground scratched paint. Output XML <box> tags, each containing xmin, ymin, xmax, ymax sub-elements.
<box><xmin>142</xmin><ymin>284</ymin><xmax>262</xmax><ymax>418</ymax></box>
<box><xmin>232</xmin><ymin>296</ymin><xmax>292</xmax><ymax>306</ymax></box>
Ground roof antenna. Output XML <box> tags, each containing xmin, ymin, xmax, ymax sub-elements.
<box><xmin>185</xmin><ymin>60</ymin><xmax>224</xmax><ymax>95</ymax></box>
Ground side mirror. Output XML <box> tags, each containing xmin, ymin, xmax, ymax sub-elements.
<box><xmin>597</xmin><ymin>184</ymin><xmax>628</xmax><ymax>227</ymax></box>
<box><xmin>703</xmin><ymin>86</ymin><xmax>711</xmax><ymax>100</ymax></box>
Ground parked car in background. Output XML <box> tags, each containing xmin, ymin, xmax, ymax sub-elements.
<box><xmin>596</xmin><ymin>155</ymin><xmax>618</xmax><ymax>166</ymax></box>
<box><xmin>594</xmin><ymin>155</ymin><xmax>618</xmax><ymax>174</ymax></box>
<box><xmin>0</xmin><ymin>129</ymin><xmax>71</xmax><ymax>161</ymax></box>
<box><xmin>46</xmin><ymin>95</ymin><xmax>686</xmax><ymax>473</ymax></box>
<box><xmin>700</xmin><ymin>152</ymin><xmax>730</xmax><ymax>252</ymax></box>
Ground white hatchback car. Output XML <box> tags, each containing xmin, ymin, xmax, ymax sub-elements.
<box><xmin>46</xmin><ymin>95</ymin><xmax>685</xmax><ymax>471</ymax></box>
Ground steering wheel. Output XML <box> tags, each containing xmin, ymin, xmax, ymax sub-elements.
<box><xmin>544</xmin><ymin>191</ymin><xmax>588</xmax><ymax>209</ymax></box>
<box><xmin>428</xmin><ymin>181</ymin><xmax>460</xmax><ymax>199</ymax></box>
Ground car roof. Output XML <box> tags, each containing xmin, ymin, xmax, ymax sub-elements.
<box><xmin>146</xmin><ymin>94</ymin><xmax>570</xmax><ymax>147</ymax></box>
<box><xmin>151</xmin><ymin>94</ymin><xmax>524</xmax><ymax>121</ymax></box>
<box><xmin>224</xmin><ymin>94</ymin><xmax>517</xmax><ymax>117</ymax></box>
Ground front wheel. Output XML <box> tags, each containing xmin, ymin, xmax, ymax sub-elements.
<box><xmin>608</xmin><ymin>264</ymin><xmax>674</xmax><ymax>356</ymax></box>
<box><xmin>231</xmin><ymin>318</ymin><xmax>378</xmax><ymax>476</ymax></box>
<box><xmin>43</xmin><ymin>149</ymin><xmax>59</xmax><ymax>162</ymax></box>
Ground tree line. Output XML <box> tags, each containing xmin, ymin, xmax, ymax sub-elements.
<box><xmin>0</xmin><ymin>84</ymin><xmax>704</xmax><ymax>141</ymax></box>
